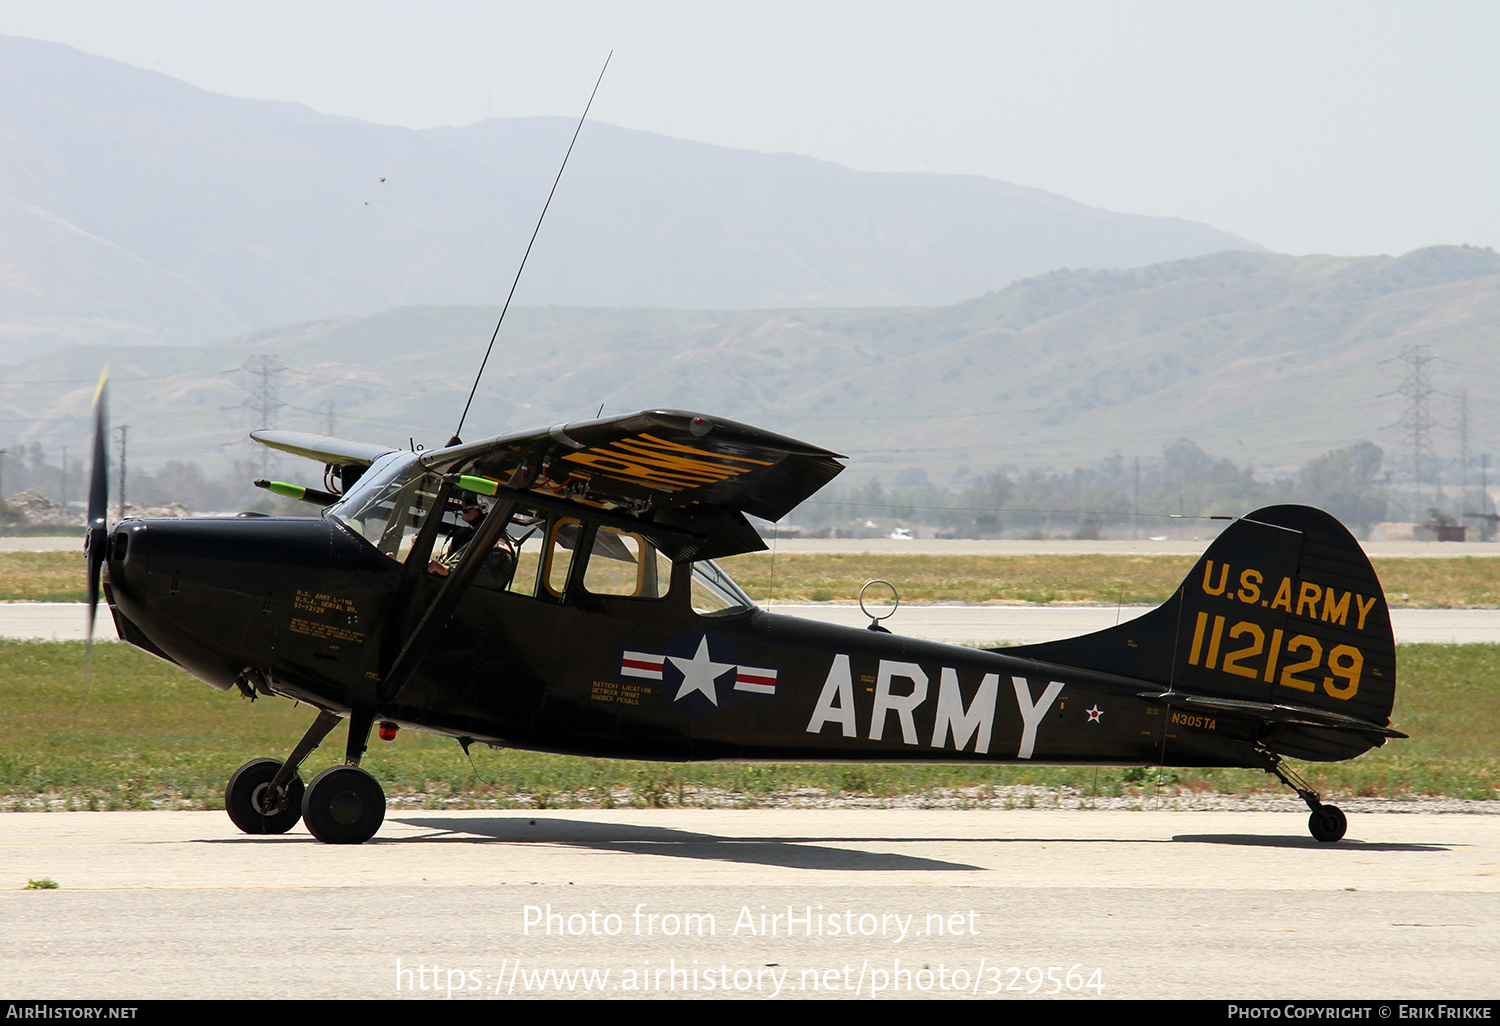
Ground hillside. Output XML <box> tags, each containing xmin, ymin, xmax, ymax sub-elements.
<box><xmin>2</xmin><ymin>246</ymin><xmax>1496</xmax><ymax>489</ymax></box>
<box><xmin>0</xmin><ymin>34</ymin><xmax>1254</xmax><ymax>362</ymax></box>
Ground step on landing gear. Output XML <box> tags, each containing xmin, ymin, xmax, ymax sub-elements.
<box><xmin>1263</xmin><ymin>749</ymin><xmax>1347</xmax><ymax>842</ymax></box>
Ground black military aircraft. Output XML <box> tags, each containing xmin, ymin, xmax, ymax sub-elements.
<box><xmin>86</xmin><ymin>383</ymin><xmax>1404</xmax><ymax>845</ymax></box>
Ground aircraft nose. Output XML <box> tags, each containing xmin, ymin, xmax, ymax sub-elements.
<box><xmin>103</xmin><ymin>520</ymin><xmax>150</xmax><ymax>598</ymax></box>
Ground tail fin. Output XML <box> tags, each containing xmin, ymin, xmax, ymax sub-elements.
<box><xmin>1000</xmin><ymin>505</ymin><xmax>1398</xmax><ymax>757</ymax></box>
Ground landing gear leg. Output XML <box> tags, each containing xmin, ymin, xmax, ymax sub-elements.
<box><xmin>1262</xmin><ymin>750</ymin><xmax>1347</xmax><ymax>842</ymax></box>
<box><xmin>224</xmin><ymin>708</ymin><xmax>341</xmax><ymax>836</ymax></box>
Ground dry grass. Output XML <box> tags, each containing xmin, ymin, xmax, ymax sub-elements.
<box><xmin>721</xmin><ymin>552</ymin><xmax>1196</xmax><ymax>605</ymax></box>
<box><xmin>0</xmin><ymin>551</ymin><xmax>84</xmax><ymax>602</ymax></box>
<box><xmin>0</xmin><ymin>640</ymin><xmax>1494</xmax><ymax>807</ymax></box>
<box><xmin>720</xmin><ymin>552</ymin><xmax>1500</xmax><ymax>608</ymax></box>
<box><xmin>6</xmin><ymin>548</ymin><xmax>1500</xmax><ymax>607</ymax></box>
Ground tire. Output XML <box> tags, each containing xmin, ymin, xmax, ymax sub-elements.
<box><xmin>225</xmin><ymin>758</ymin><xmax>304</xmax><ymax>835</ymax></box>
<box><xmin>302</xmin><ymin>766</ymin><xmax>386</xmax><ymax>845</ymax></box>
<box><xmin>1309</xmin><ymin>805</ymin><xmax>1347</xmax><ymax>843</ymax></box>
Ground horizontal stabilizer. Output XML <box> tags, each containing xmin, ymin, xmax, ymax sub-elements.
<box><xmin>1141</xmin><ymin>689</ymin><xmax>1407</xmax><ymax>739</ymax></box>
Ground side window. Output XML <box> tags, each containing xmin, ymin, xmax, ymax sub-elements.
<box><xmin>381</xmin><ymin>473</ymin><xmax>445</xmax><ymax>563</ymax></box>
<box><xmin>506</xmin><ymin>530</ymin><xmax>546</xmax><ymax>597</ymax></box>
<box><xmin>542</xmin><ymin>519</ymin><xmax>584</xmax><ymax>597</ymax></box>
<box><xmin>690</xmin><ymin>560</ymin><xmax>756</xmax><ymax>616</ymax></box>
<box><xmin>584</xmin><ymin>526</ymin><xmax>670</xmax><ymax>599</ymax></box>
<box><xmin>537</xmin><ymin>518</ymin><xmax>671</xmax><ymax>600</ymax></box>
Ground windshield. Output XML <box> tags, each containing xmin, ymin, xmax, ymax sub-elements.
<box><xmin>324</xmin><ymin>451</ymin><xmax>433</xmax><ymax>559</ymax></box>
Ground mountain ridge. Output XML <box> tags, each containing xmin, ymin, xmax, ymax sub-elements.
<box><xmin>1</xmin><ymin>33</ymin><xmax>1256</xmax><ymax>362</ymax></box>
<box><xmin>3</xmin><ymin>245</ymin><xmax>1495</xmax><ymax>483</ymax></box>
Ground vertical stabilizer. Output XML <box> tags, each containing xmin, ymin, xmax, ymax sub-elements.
<box><xmin>997</xmin><ymin>505</ymin><xmax>1396</xmax><ymax>730</ymax></box>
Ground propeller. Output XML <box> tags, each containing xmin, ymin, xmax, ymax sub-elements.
<box><xmin>85</xmin><ymin>370</ymin><xmax>109</xmax><ymax>651</ymax></box>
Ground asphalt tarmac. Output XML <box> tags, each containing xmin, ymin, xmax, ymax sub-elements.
<box><xmin>0</xmin><ymin>808</ymin><xmax>1496</xmax><ymax>1001</ymax></box>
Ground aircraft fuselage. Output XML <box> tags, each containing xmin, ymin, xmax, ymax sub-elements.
<box><xmin>104</xmin><ymin>515</ymin><xmax>1298</xmax><ymax>772</ymax></box>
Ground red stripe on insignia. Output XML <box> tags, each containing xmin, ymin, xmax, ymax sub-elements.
<box><xmin>620</xmin><ymin>652</ymin><xmax>665</xmax><ymax>678</ymax></box>
<box><xmin>735</xmin><ymin>667</ymin><xmax>777</xmax><ymax>693</ymax></box>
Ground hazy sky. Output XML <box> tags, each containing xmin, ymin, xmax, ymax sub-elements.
<box><xmin>3</xmin><ymin>0</ymin><xmax>1497</xmax><ymax>258</ymax></box>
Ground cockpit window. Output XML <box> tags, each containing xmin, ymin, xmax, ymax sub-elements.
<box><xmin>326</xmin><ymin>453</ymin><xmax>499</xmax><ymax>569</ymax></box>
<box><xmin>329</xmin><ymin>463</ymin><xmax>754</xmax><ymax>616</ymax></box>
<box><xmin>325</xmin><ymin>452</ymin><xmax>429</xmax><ymax>559</ymax></box>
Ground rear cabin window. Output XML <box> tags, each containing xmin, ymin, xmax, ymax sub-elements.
<box><xmin>689</xmin><ymin>559</ymin><xmax>755</xmax><ymax>616</ymax></box>
<box><xmin>538</xmin><ymin>519</ymin><xmax>669</xmax><ymax>600</ymax></box>
<box><xmin>584</xmin><ymin>525</ymin><xmax>670</xmax><ymax>598</ymax></box>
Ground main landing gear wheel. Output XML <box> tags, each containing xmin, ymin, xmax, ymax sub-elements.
<box><xmin>1309</xmin><ymin>805</ymin><xmax>1348</xmax><ymax>843</ymax></box>
<box><xmin>225</xmin><ymin>758</ymin><xmax>304</xmax><ymax>835</ymax></box>
<box><xmin>302</xmin><ymin>766</ymin><xmax>386</xmax><ymax>844</ymax></box>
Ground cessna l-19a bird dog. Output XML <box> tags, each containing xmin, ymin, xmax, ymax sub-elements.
<box><xmin>84</xmin><ymin>57</ymin><xmax>1401</xmax><ymax>843</ymax></box>
<box><xmin>87</xmin><ymin>394</ymin><xmax>1405</xmax><ymax>845</ymax></box>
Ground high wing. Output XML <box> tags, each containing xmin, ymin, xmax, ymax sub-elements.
<box><xmin>250</xmin><ymin>430</ymin><xmax>396</xmax><ymax>468</ymax></box>
<box><xmin>423</xmin><ymin>410</ymin><xmax>844</xmax><ymax>559</ymax></box>
<box><xmin>253</xmin><ymin>411</ymin><xmax>845</xmax><ymax>560</ymax></box>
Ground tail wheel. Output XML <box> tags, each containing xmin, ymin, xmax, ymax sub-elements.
<box><xmin>1309</xmin><ymin>805</ymin><xmax>1347</xmax><ymax>843</ymax></box>
<box><xmin>225</xmin><ymin>758</ymin><xmax>304</xmax><ymax>835</ymax></box>
<box><xmin>302</xmin><ymin>766</ymin><xmax>386</xmax><ymax>844</ymax></box>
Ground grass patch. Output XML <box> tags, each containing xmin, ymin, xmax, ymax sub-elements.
<box><xmin>10</xmin><ymin>549</ymin><xmax>1500</xmax><ymax>607</ymax></box>
<box><xmin>723</xmin><ymin>552</ymin><xmax>1500</xmax><ymax>607</ymax></box>
<box><xmin>0</xmin><ymin>640</ymin><xmax>1494</xmax><ymax>808</ymax></box>
<box><xmin>0</xmin><ymin>551</ymin><xmax>86</xmax><ymax>602</ymax></box>
<box><xmin>722</xmin><ymin>553</ymin><xmax>1196</xmax><ymax>605</ymax></box>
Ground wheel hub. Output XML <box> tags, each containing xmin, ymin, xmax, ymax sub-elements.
<box><xmin>329</xmin><ymin>789</ymin><xmax>365</xmax><ymax>825</ymax></box>
<box><xmin>251</xmin><ymin>782</ymin><xmax>288</xmax><ymax>816</ymax></box>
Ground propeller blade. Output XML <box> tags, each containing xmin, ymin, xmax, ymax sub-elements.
<box><xmin>85</xmin><ymin>370</ymin><xmax>109</xmax><ymax>649</ymax></box>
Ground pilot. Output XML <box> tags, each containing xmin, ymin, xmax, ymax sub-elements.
<box><xmin>428</xmin><ymin>497</ymin><xmax>516</xmax><ymax>590</ymax></box>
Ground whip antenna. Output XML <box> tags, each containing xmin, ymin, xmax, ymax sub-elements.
<box><xmin>450</xmin><ymin>51</ymin><xmax>612</xmax><ymax>446</ymax></box>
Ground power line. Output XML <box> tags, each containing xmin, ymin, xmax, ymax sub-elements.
<box><xmin>225</xmin><ymin>355</ymin><xmax>289</xmax><ymax>477</ymax></box>
<box><xmin>1382</xmin><ymin>344</ymin><xmax>1440</xmax><ymax>512</ymax></box>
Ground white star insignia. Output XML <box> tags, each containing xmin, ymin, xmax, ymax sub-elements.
<box><xmin>1086</xmin><ymin>705</ymin><xmax>1103</xmax><ymax>723</ymax></box>
<box><xmin>668</xmin><ymin>636</ymin><xmax>735</xmax><ymax>706</ymax></box>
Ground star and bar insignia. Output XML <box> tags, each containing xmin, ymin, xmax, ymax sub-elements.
<box><xmin>619</xmin><ymin>630</ymin><xmax>779</xmax><ymax>715</ymax></box>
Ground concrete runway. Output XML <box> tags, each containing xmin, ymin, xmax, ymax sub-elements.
<box><xmin>8</xmin><ymin>601</ymin><xmax>1500</xmax><ymax>646</ymax></box>
<box><xmin>1</xmin><ymin>808</ymin><xmax>1496</xmax><ymax>1000</ymax></box>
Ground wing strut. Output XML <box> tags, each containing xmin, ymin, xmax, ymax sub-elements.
<box><xmin>375</xmin><ymin>494</ymin><xmax>520</xmax><ymax>709</ymax></box>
